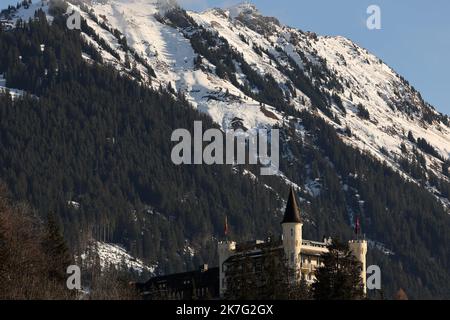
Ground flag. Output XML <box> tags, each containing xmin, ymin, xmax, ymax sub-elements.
<box><xmin>355</xmin><ymin>215</ymin><xmax>360</xmax><ymax>236</ymax></box>
<box><xmin>224</xmin><ymin>215</ymin><xmax>229</xmax><ymax>237</ymax></box>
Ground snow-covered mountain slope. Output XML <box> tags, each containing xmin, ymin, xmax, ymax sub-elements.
<box><xmin>71</xmin><ymin>0</ymin><xmax>282</xmax><ymax>130</ymax></box>
<box><xmin>0</xmin><ymin>74</ymin><xmax>25</xmax><ymax>98</ymax></box>
<box><xmin>0</xmin><ymin>0</ymin><xmax>53</xmax><ymax>27</ymax></box>
<box><xmin>80</xmin><ymin>241</ymin><xmax>157</xmax><ymax>274</ymax></box>
<box><xmin>2</xmin><ymin>0</ymin><xmax>449</xmax><ymax>209</ymax></box>
<box><xmin>188</xmin><ymin>4</ymin><xmax>450</xmax><ymax>172</ymax></box>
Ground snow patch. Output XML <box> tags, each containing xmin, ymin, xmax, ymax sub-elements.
<box><xmin>81</xmin><ymin>241</ymin><xmax>157</xmax><ymax>275</ymax></box>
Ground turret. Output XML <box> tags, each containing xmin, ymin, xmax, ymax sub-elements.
<box><xmin>348</xmin><ymin>240</ymin><xmax>368</xmax><ymax>294</ymax></box>
<box><xmin>281</xmin><ymin>188</ymin><xmax>303</xmax><ymax>276</ymax></box>
<box><xmin>349</xmin><ymin>215</ymin><xmax>368</xmax><ymax>294</ymax></box>
<box><xmin>218</xmin><ymin>241</ymin><xmax>236</xmax><ymax>297</ymax></box>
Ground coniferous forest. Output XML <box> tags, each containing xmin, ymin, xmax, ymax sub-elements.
<box><xmin>0</xmin><ymin>5</ymin><xmax>449</xmax><ymax>299</ymax></box>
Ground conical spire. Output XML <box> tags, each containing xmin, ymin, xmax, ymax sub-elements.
<box><xmin>282</xmin><ymin>187</ymin><xmax>302</xmax><ymax>224</ymax></box>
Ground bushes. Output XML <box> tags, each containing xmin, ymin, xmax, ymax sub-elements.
<box><xmin>407</xmin><ymin>131</ymin><xmax>442</xmax><ymax>160</ymax></box>
<box><xmin>357</xmin><ymin>103</ymin><xmax>370</xmax><ymax>120</ymax></box>
<box><xmin>417</xmin><ymin>137</ymin><xmax>442</xmax><ymax>160</ymax></box>
<box><xmin>443</xmin><ymin>160</ymin><xmax>450</xmax><ymax>177</ymax></box>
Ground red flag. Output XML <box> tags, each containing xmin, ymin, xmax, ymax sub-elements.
<box><xmin>224</xmin><ymin>215</ymin><xmax>229</xmax><ymax>237</ymax></box>
<box><xmin>355</xmin><ymin>215</ymin><xmax>360</xmax><ymax>235</ymax></box>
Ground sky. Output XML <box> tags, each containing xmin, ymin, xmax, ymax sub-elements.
<box><xmin>1</xmin><ymin>0</ymin><xmax>449</xmax><ymax>115</ymax></box>
<box><xmin>178</xmin><ymin>0</ymin><xmax>450</xmax><ymax>116</ymax></box>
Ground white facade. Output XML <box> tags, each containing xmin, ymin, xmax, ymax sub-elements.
<box><xmin>218</xmin><ymin>240</ymin><xmax>236</xmax><ymax>296</ymax></box>
<box><xmin>218</xmin><ymin>229</ymin><xmax>368</xmax><ymax>297</ymax></box>
<box><xmin>349</xmin><ymin>240</ymin><xmax>368</xmax><ymax>294</ymax></box>
<box><xmin>218</xmin><ymin>189</ymin><xmax>368</xmax><ymax>297</ymax></box>
<box><xmin>282</xmin><ymin>222</ymin><xmax>303</xmax><ymax>271</ymax></box>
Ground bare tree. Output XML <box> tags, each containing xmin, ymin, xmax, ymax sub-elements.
<box><xmin>0</xmin><ymin>183</ymin><xmax>74</xmax><ymax>299</ymax></box>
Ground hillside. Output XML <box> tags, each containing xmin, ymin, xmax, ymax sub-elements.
<box><xmin>0</xmin><ymin>0</ymin><xmax>449</xmax><ymax>298</ymax></box>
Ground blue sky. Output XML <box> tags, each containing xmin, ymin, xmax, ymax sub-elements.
<box><xmin>179</xmin><ymin>0</ymin><xmax>450</xmax><ymax>115</ymax></box>
<box><xmin>2</xmin><ymin>0</ymin><xmax>449</xmax><ymax>115</ymax></box>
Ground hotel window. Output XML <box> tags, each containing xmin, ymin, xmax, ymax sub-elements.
<box><xmin>291</xmin><ymin>228</ymin><xmax>293</xmax><ymax>237</ymax></box>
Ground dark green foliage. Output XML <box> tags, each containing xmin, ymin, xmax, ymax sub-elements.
<box><xmin>77</xmin><ymin>2</ymin><xmax>155</xmax><ymax>77</ymax></box>
<box><xmin>333</xmin><ymin>92</ymin><xmax>346</xmax><ymax>114</ymax></box>
<box><xmin>41</xmin><ymin>214</ymin><xmax>73</xmax><ymax>282</ymax></box>
<box><xmin>286</xmin><ymin>112</ymin><xmax>450</xmax><ymax>299</ymax></box>
<box><xmin>412</xmin><ymin>148</ymin><xmax>427</xmax><ymax>168</ymax></box>
<box><xmin>399</xmin><ymin>157</ymin><xmax>426</xmax><ymax>180</ymax></box>
<box><xmin>406</xmin><ymin>131</ymin><xmax>443</xmax><ymax>161</ymax></box>
<box><xmin>357</xmin><ymin>103</ymin><xmax>370</xmax><ymax>120</ymax></box>
<box><xmin>400</xmin><ymin>143</ymin><xmax>407</xmax><ymax>154</ymax></box>
<box><xmin>163</xmin><ymin>7</ymin><xmax>196</xmax><ymax>29</ymax></box>
<box><xmin>312</xmin><ymin>240</ymin><xmax>364</xmax><ymax>300</ymax></box>
<box><xmin>407</xmin><ymin>131</ymin><xmax>416</xmax><ymax>143</ymax></box>
<box><xmin>345</xmin><ymin>126</ymin><xmax>352</xmax><ymax>137</ymax></box>
<box><xmin>0</xmin><ymin>14</ymin><xmax>280</xmax><ymax>275</ymax></box>
<box><xmin>265</xmin><ymin>48</ymin><xmax>333</xmax><ymax>116</ymax></box>
<box><xmin>238</xmin><ymin>33</ymin><xmax>248</xmax><ymax>44</ymax></box>
<box><xmin>1</xmin><ymin>7</ymin><xmax>450</xmax><ymax>300</ymax></box>
<box><xmin>442</xmin><ymin>115</ymin><xmax>449</xmax><ymax>126</ymax></box>
<box><xmin>252</xmin><ymin>44</ymin><xmax>263</xmax><ymax>56</ymax></box>
<box><xmin>416</xmin><ymin>137</ymin><xmax>442</xmax><ymax>160</ymax></box>
<box><xmin>443</xmin><ymin>160</ymin><xmax>450</xmax><ymax>177</ymax></box>
<box><xmin>224</xmin><ymin>246</ymin><xmax>310</xmax><ymax>300</ymax></box>
<box><xmin>80</xmin><ymin>18</ymin><xmax>120</xmax><ymax>61</ymax></box>
<box><xmin>193</xmin><ymin>55</ymin><xmax>203</xmax><ymax>70</ymax></box>
<box><xmin>164</xmin><ymin>8</ymin><xmax>289</xmax><ymax>113</ymax></box>
<box><xmin>235</xmin><ymin>11</ymin><xmax>280</xmax><ymax>37</ymax></box>
<box><xmin>0</xmin><ymin>183</ymin><xmax>74</xmax><ymax>299</ymax></box>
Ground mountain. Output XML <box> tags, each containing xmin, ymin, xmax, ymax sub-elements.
<box><xmin>0</xmin><ymin>0</ymin><xmax>449</xmax><ymax>298</ymax></box>
<box><xmin>68</xmin><ymin>0</ymin><xmax>450</xmax><ymax>204</ymax></box>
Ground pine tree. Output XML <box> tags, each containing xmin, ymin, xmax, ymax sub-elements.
<box><xmin>408</xmin><ymin>130</ymin><xmax>416</xmax><ymax>143</ymax></box>
<box><xmin>224</xmin><ymin>246</ymin><xmax>312</xmax><ymax>300</ymax></box>
<box><xmin>443</xmin><ymin>160</ymin><xmax>450</xmax><ymax>177</ymax></box>
<box><xmin>41</xmin><ymin>214</ymin><xmax>73</xmax><ymax>283</ymax></box>
<box><xmin>312</xmin><ymin>240</ymin><xmax>364</xmax><ymax>300</ymax></box>
<box><xmin>224</xmin><ymin>252</ymin><xmax>259</xmax><ymax>300</ymax></box>
<box><xmin>1</xmin><ymin>7</ymin><xmax>450</xmax><ymax>298</ymax></box>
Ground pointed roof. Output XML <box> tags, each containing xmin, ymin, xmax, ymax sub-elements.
<box><xmin>282</xmin><ymin>188</ymin><xmax>302</xmax><ymax>224</ymax></box>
